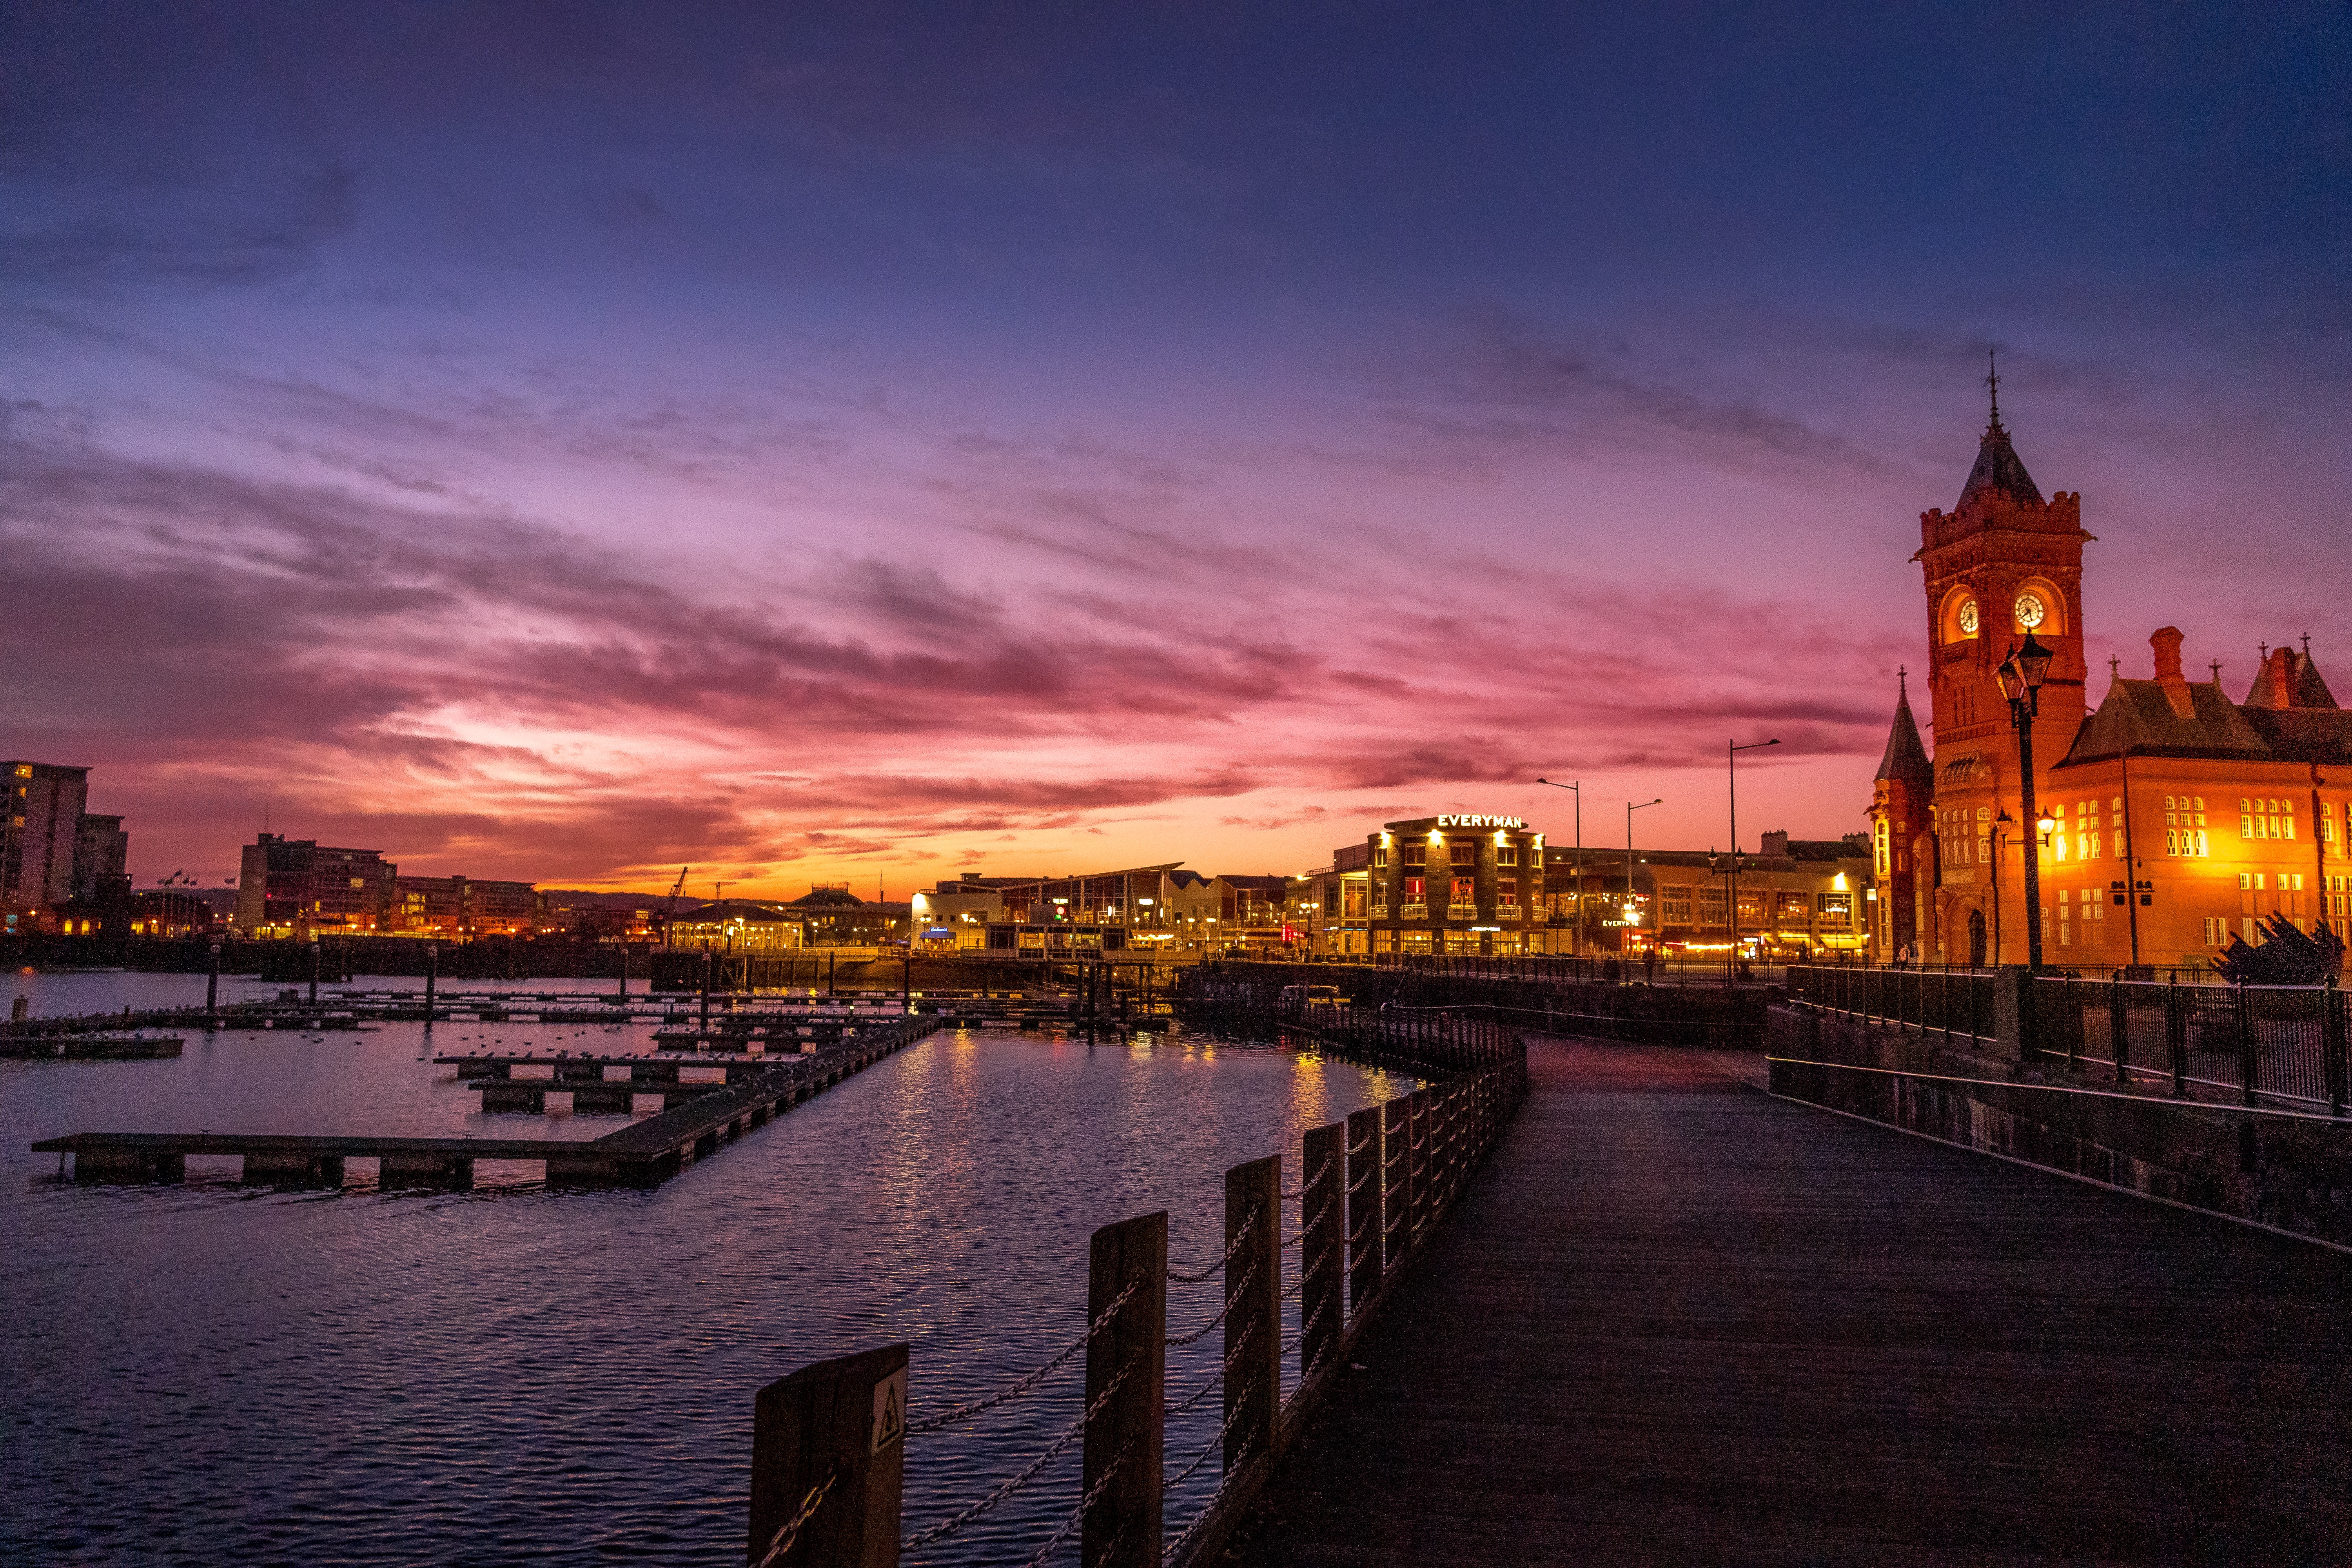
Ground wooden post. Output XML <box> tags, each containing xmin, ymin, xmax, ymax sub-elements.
<box><xmin>1346</xmin><ymin>1105</ymin><xmax>1382</xmax><ymax>1316</ymax></box>
<box><xmin>423</xmin><ymin>943</ymin><xmax>437</xmax><ymax>1024</ymax></box>
<box><xmin>1083</xmin><ymin>1211</ymin><xmax>1166</xmax><ymax>1568</ymax></box>
<box><xmin>1380</xmin><ymin>1095</ymin><xmax>1409</xmax><ymax>1274</ymax></box>
<box><xmin>206</xmin><ymin>941</ymin><xmax>221</xmax><ymax>1024</ymax></box>
<box><xmin>1301</xmin><ymin>1122</ymin><xmax>1344</xmax><ymax>1380</ymax></box>
<box><xmin>748</xmin><ymin>1342</ymin><xmax>907</xmax><ymax>1567</ymax></box>
<box><xmin>702</xmin><ymin>949</ymin><xmax>715</xmax><ymax>1034</ymax></box>
<box><xmin>1224</xmin><ymin>1154</ymin><xmax>1280</xmax><ymax>1477</ymax></box>
<box><xmin>309</xmin><ymin>940</ymin><xmax>321</xmax><ymax>1006</ymax></box>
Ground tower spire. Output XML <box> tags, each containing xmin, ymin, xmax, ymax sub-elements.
<box><xmin>1987</xmin><ymin>349</ymin><xmax>2002</xmax><ymax>432</ymax></box>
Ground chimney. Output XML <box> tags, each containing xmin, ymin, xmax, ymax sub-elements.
<box><xmin>1759</xmin><ymin>829</ymin><xmax>1789</xmax><ymax>857</ymax></box>
<box><xmin>2151</xmin><ymin>627</ymin><xmax>2195</xmax><ymax>720</ymax></box>
<box><xmin>2247</xmin><ymin>645</ymin><xmax>2296</xmax><ymax>710</ymax></box>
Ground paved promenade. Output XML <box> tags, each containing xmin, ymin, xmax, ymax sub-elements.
<box><xmin>1225</xmin><ymin>1040</ymin><xmax>2352</xmax><ymax>1565</ymax></box>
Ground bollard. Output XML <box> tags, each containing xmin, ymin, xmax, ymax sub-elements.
<box><xmin>308</xmin><ymin>940</ymin><xmax>320</xmax><ymax>1006</ymax></box>
<box><xmin>1082</xmin><ymin>1211</ymin><xmax>1165</xmax><ymax>1568</ymax></box>
<box><xmin>206</xmin><ymin>941</ymin><xmax>221</xmax><ymax>1025</ymax></box>
<box><xmin>702</xmin><ymin>950</ymin><xmax>715</xmax><ymax>1034</ymax></box>
<box><xmin>1301</xmin><ymin>1122</ymin><xmax>1344</xmax><ymax>1381</ymax></box>
<box><xmin>617</xmin><ymin>945</ymin><xmax>628</xmax><ymax>1003</ymax></box>
<box><xmin>1223</xmin><ymin>1154</ymin><xmax>1280</xmax><ymax>1478</ymax></box>
<box><xmin>423</xmin><ymin>944</ymin><xmax>437</xmax><ymax>1025</ymax></box>
<box><xmin>1345</xmin><ymin>1105</ymin><xmax>1383</xmax><ymax>1315</ymax></box>
<box><xmin>748</xmin><ymin>1342</ymin><xmax>907</xmax><ymax>1568</ymax></box>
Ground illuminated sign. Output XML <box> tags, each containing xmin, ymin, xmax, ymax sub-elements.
<box><xmin>1436</xmin><ymin>815</ymin><xmax>1525</xmax><ymax>830</ymax></box>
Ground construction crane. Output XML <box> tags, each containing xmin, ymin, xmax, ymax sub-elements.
<box><xmin>663</xmin><ymin>867</ymin><xmax>689</xmax><ymax>944</ymax></box>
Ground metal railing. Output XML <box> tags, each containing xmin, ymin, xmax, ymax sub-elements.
<box><xmin>744</xmin><ymin>1041</ymin><xmax>1531</xmax><ymax>1566</ymax></box>
<box><xmin>2036</xmin><ymin>974</ymin><xmax>2351</xmax><ymax>1114</ymax></box>
<box><xmin>1787</xmin><ymin>964</ymin><xmax>1999</xmax><ymax>1043</ymax></box>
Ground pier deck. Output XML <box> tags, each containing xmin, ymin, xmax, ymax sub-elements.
<box><xmin>33</xmin><ymin>1022</ymin><xmax>938</xmax><ymax>1192</ymax></box>
<box><xmin>1222</xmin><ymin>1038</ymin><xmax>2352</xmax><ymax>1565</ymax></box>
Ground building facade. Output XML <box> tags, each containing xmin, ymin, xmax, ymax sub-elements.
<box><xmin>1362</xmin><ymin>815</ymin><xmax>1546</xmax><ymax>956</ymax></box>
<box><xmin>4</xmin><ymin>761</ymin><xmax>91</xmax><ymax>923</ymax></box>
<box><xmin>235</xmin><ymin>835</ymin><xmax>399</xmax><ymax>937</ymax></box>
<box><xmin>388</xmin><ymin>875</ymin><xmax>540</xmax><ymax>938</ymax></box>
<box><xmin>1869</xmin><ymin>388</ymin><xmax>2351</xmax><ymax>972</ymax></box>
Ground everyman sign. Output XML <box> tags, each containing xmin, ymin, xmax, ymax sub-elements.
<box><xmin>1435</xmin><ymin>815</ymin><xmax>1526</xmax><ymax>829</ymax></box>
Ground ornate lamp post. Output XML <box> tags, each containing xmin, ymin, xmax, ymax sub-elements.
<box><xmin>1535</xmin><ymin>778</ymin><xmax>1581</xmax><ymax>955</ymax></box>
<box><xmin>1994</xmin><ymin>632</ymin><xmax>2055</xmax><ymax>972</ymax></box>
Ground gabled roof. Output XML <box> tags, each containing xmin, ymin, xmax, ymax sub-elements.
<box><xmin>1956</xmin><ymin>420</ymin><xmax>2043</xmax><ymax>510</ymax></box>
<box><xmin>2238</xmin><ymin>706</ymin><xmax>2352</xmax><ymax>768</ymax></box>
<box><xmin>1875</xmin><ymin>682</ymin><xmax>1934</xmax><ymax>789</ymax></box>
<box><xmin>673</xmin><ymin>899</ymin><xmax>796</xmax><ymax>923</ymax></box>
<box><xmin>2056</xmin><ymin>679</ymin><xmax>2274</xmax><ymax>768</ymax></box>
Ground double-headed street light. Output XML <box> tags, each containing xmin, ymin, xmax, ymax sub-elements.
<box><xmin>1626</xmin><ymin>798</ymin><xmax>1662</xmax><ymax>953</ymax></box>
<box><xmin>1535</xmin><ymin>778</ymin><xmax>1582</xmax><ymax>954</ymax></box>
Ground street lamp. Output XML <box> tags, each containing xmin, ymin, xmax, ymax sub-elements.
<box><xmin>1626</xmin><ymin>798</ymin><xmax>1662</xmax><ymax>954</ymax></box>
<box><xmin>1994</xmin><ymin>633</ymin><xmax>2054</xmax><ymax>974</ymax></box>
<box><xmin>1728</xmin><ymin>738</ymin><xmax>1779</xmax><ymax>979</ymax></box>
<box><xmin>1535</xmin><ymin>778</ymin><xmax>1582</xmax><ymax>955</ymax></box>
<box><xmin>1990</xmin><ymin>810</ymin><xmax>2013</xmax><ymax>966</ymax></box>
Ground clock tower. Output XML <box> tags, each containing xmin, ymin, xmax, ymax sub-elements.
<box><xmin>1908</xmin><ymin>363</ymin><xmax>2093</xmax><ymax>960</ymax></box>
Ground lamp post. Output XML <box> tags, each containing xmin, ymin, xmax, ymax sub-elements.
<box><xmin>1996</xmin><ymin>633</ymin><xmax>2055</xmax><ymax>1063</ymax></box>
<box><xmin>1535</xmin><ymin>778</ymin><xmax>1582</xmax><ymax>955</ymax></box>
<box><xmin>1991</xmin><ymin>811</ymin><xmax>2012</xmax><ymax>967</ymax></box>
<box><xmin>1728</xmin><ymin>738</ymin><xmax>1779</xmax><ymax>980</ymax></box>
<box><xmin>1626</xmin><ymin>798</ymin><xmax>1662</xmax><ymax>955</ymax></box>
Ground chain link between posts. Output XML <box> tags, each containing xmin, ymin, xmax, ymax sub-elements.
<box><xmin>752</xmin><ymin>1468</ymin><xmax>837</xmax><ymax>1568</ymax></box>
<box><xmin>904</xmin><ymin>1279</ymin><xmax>1139</xmax><ymax>1437</ymax></box>
<box><xmin>901</xmin><ymin>1363</ymin><xmax>1132</xmax><ymax>1552</ymax></box>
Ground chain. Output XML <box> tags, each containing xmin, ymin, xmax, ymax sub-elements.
<box><xmin>906</xmin><ymin>1280</ymin><xmax>1138</xmax><ymax>1436</ymax></box>
<box><xmin>1169</xmin><ymin>1204</ymin><xmax>1261</xmax><ymax>1285</ymax></box>
<box><xmin>1022</xmin><ymin>1437</ymin><xmax>1132</xmax><ymax>1567</ymax></box>
<box><xmin>1163</xmin><ymin>1426</ymin><xmax>1257</xmax><ymax>1560</ymax></box>
<box><xmin>1165</xmin><ymin>1256</ymin><xmax>1258</xmax><ymax>1347</ymax></box>
<box><xmin>752</xmin><ymin>1468</ymin><xmax>837</xmax><ymax>1568</ymax></box>
<box><xmin>901</xmin><ymin>1364</ymin><xmax>1130</xmax><ymax>1550</ymax></box>
<box><xmin>1278</xmin><ymin>1155</ymin><xmax>1333</xmax><ymax>1201</ymax></box>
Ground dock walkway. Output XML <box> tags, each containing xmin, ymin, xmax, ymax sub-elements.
<box><xmin>1223</xmin><ymin>1039</ymin><xmax>2352</xmax><ymax>1565</ymax></box>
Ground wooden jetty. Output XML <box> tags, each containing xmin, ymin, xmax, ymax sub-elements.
<box><xmin>0</xmin><ymin>1034</ymin><xmax>183</xmax><ymax>1060</ymax></box>
<box><xmin>33</xmin><ymin>1019</ymin><xmax>940</xmax><ymax>1192</ymax></box>
<box><xmin>1210</xmin><ymin>1038</ymin><xmax>2352</xmax><ymax>1566</ymax></box>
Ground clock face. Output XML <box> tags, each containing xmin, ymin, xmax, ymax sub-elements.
<box><xmin>1956</xmin><ymin>598</ymin><xmax>1979</xmax><ymax>635</ymax></box>
<box><xmin>2013</xmin><ymin>592</ymin><xmax>2046</xmax><ymax>630</ymax></box>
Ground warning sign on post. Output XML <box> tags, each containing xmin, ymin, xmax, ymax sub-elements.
<box><xmin>871</xmin><ymin>1366</ymin><xmax>907</xmax><ymax>1453</ymax></box>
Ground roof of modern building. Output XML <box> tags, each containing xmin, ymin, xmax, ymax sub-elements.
<box><xmin>673</xmin><ymin>899</ymin><xmax>798</xmax><ymax>923</ymax></box>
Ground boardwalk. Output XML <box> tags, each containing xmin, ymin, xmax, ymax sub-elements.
<box><xmin>1225</xmin><ymin>1040</ymin><xmax>2352</xmax><ymax>1565</ymax></box>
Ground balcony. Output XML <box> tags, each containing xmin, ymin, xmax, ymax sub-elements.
<box><xmin>1399</xmin><ymin>903</ymin><xmax>1428</xmax><ymax>920</ymax></box>
<box><xmin>1446</xmin><ymin>903</ymin><xmax>1479</xmax><ymax>919</ymax></box>
<box><xmin>1497</xmin><ymin>903</ymin><xmax>1523</xmax><ymax>922</ymax></box>
<box><xmin>1370</xmin><ymin>905</ymin><xmax>1389</xmax><ymax>920</ymax></box>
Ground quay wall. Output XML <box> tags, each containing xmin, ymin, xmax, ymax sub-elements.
<box><xmin>1769</xmin><ymin>1004</ymin><xmax>2352</xmax><ymax>1250</ymax></box>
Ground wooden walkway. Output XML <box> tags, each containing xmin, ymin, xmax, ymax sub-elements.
<box><xmin>1223</xmin><ymin>1039</ymin><xmax>2352</xmax><ymax>1565</ymax></box>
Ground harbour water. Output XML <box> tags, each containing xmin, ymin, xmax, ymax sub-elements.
<box><xmin>0</xmin><ymin>971</ymin><xmax>1411</xmax><ymax>1565</ymax></box>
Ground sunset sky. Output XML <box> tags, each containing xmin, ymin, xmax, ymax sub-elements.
<box><xmin>5</xmin><ymin>3</ymin><xmax>2347</xmax><ymax>897</ymax></box>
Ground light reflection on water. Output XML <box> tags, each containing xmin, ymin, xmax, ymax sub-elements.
<box><xmin>0</xmin><ymin>975</ymin><xmax>1410</xmax><ymax>1565</ymax></box>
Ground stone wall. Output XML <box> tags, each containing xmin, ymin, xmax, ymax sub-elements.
<box><xmin>1769</xmin><ymin>1003</ymin><xmax>2352</xmax><ymax>1249</ymax></box>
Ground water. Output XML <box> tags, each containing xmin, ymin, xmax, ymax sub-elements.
<box><xmin>0</xmin><ymin>974</ymin><xmax>1410</xmax><ymax>1565</ymax></box>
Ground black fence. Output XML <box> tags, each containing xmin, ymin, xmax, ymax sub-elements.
<box><xmin>1787</xmin><ymin>965</ymin><xmax>2000</xmax><ymax>1044</ymax></box>
<box><xmin>2037</xmin><ymin>974</ymin><xmax>2352</xmax><ymax>1113</ymax></box>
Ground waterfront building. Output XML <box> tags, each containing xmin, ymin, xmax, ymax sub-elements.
<box><xmin>235</xmin><ymin>834</ymin><xmax>399</xmax><ymax>937</ymax></box>
<box><xmin>667</xmin><ymin>899</ymin><xmax>805</xmax><ymax>951</ymax></box>
<box><xmin>71</xmin><ymin>813</ymin><xmax>129</xmax><ymax>902</ymax></box>
<box><xmin>127</xmin><ymin>888</ymin><xmax>220</xmax><ymax>938</ymax></box>
<box><xmin>4</xmin><ymin>761</ymin><xmax>90</xmax><ymax>926</ymax></box>
<box><xmin>910</xmin><ymin>882</ymin><xmax>1008</xmax><ymax>949</ymax></box>
<box><xmin>786</xmin><ymin>884</ymin><xmax>910</xmax><ymax>946</ymax></box>
<box><xmin>1869</xmin><ymin>385</ymin><xmax>2351</xmax><ymax>971</ymax></box>
<box><xmin>388</xmin><ymin>874</ymin><xmax>539</xmax><ymax>939</ymax></box>
<box><xmin>1361</xmin><ymin>815</ymin><xmax>1546</xmax><ymax>956</ymax></box>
